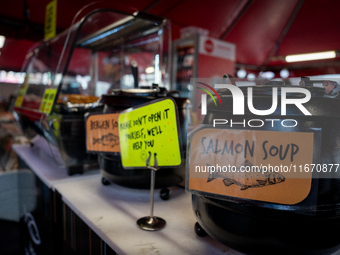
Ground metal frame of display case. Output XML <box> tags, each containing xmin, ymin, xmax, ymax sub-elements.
<box><xmin>13</xmin><ymin>9</ymin><xmax>171</xmax><ymax>174</ymax></box>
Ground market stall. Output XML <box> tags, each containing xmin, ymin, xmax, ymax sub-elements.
<box><xmin>1</xmin><ymin>1</ymin><xmax>340</xmax><ymax>255</ymax></box>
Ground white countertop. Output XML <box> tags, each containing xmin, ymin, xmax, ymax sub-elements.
<box><xmin>12</xmin><ymin>144</ymin><xmax>69</xmax><ymax>189</ymax></box>
<box><xmin>13</xmin><ymin>140</ymin><xmax>340</xmax><ymax>255</ymax></box>
<box><xmin>54</xmin><ymin>174</ymin><xmax>242</xmax><ymax>255</ymax></box>
<box><xmin>12</xmin><ymin>140</ymin><xmax>240</xmax><ymax>254</ymax></box>
<box><xmin>12</xmin><ymin>136</ymin><xmax>98</xmax><ymax>188</ymax></box>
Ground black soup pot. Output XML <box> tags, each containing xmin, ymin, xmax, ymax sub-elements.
<box><xmin>191</xmin><ymin>83</ymin><xmax>340</xmax><ymax>254</ymax></box>
<box><xmin>99</xmin><ymin>89</ymin><xmax>190</xmax><ymax>189</ymax></box>
<box><xmin>44</xmin><ymin>103</ymin><xmax>103</xmax><ymax>174</ymax></box>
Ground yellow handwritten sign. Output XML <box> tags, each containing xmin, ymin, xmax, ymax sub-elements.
<box><xmin>85</xmin><ymin>113</ymin><xmax>120</xmax><ymax>153</ymax></box>
<box><xmin>44</xmin><ymin>0</ymin><xmax>57</xmax><ymax>40</ymax></box>
<box><xmin>118</xmin><ymin>98</ymin><xmax>182</xmax><ymax>168</ymax></box>
<box><xmin>39</xmin><ymin>88</ymin><xmax>57</xmax><ymax>114</ymax></box>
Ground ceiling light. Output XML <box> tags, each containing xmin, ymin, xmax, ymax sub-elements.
<box><xmin>145</xmin><ymin>66</ymin><xmax>155</xmax><ymax>74</ymax></box>
<box><xmin>260</xmin><ymin>71</ymin><xmax>275</xmax><ymax>80</ymax></box>
<box><xmin>280</xmin><ymin>69</ymin><xmax>289</xmax><ymax>78</ymax></box>
<box><xmin>237</xmin><ymin>68</ymin><xmax>246</xmax><ymax>78</ymax></box>
<box><xmin>285</xmin><ymin>51</ymin><xmax>336</xmax><ymax>63</ymax></box>
<box><xmin>247</xmin><ymin>73</ymin><xmax>256</xmax><ymax>81</ymax></box>
<box><xmin>0</xmin><ymin>36</ymin><xmax>5</xmax><ymax>48</ymax></box>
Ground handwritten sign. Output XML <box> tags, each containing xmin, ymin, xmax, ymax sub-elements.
<box><xmin>188</xmin><ymin>128</ymin><xmax>315</xmax><ymax>205</ymax></box>
<box><xmin>118</xmin><ymin>98</ymin><xmax>181</xmax><ymax>168</ymax></box>
<box><xmin>85</xmin><ymin>113</ymin><xmax>120</xmax><ymax>153</ymax></box>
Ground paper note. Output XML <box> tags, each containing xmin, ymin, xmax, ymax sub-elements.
<box><xmin>118</xmin><ymin>98</ymin><xmax>182</xmax><ymax>168</ymax></box>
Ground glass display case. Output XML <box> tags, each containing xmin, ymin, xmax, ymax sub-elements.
<box><xmin>13</xmin><ymin>8</ymin><xmax>171</xmax><ymax>174</ymax></box>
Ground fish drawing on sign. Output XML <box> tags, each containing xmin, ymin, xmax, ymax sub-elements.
<box><xmin>93</xmin><ymin>133</ymin><xmax>119</xmax><ymax>148</ymax></box>
<box><xmin>207</xmin><ymin>160</ymin><xmax>285</xmax><ymax>190</ymax></box>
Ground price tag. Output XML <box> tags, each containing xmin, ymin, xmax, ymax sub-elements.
<box><xmin>44</xmin><ymin>88</ymin><xmax>57</xmax><ymax>114</ymax></box>
<box><xmin>39</xmin><ymin>88</ymin><xmax>57</xmax><ymax>114</ymax></box>
<box><xmin>118</xmin><ymin>98</ymin><xmax>182</xmax><ymax>168</ymax></box>
<box><xmin>14</xmin><ymin>76</ymin><xmax>30</xmax><ymax>107</ymax></box>
<box><xmin>44</xmin><ymin>0</ymin><xmax>57</xmax><ymax>40</ymax></box>
<box><xmin>85</xmin><ymin>113</ymin><xmax>120</xmax><ymax>153</ymax></box>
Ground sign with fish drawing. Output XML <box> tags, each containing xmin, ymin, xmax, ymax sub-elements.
<box><xmin>118</xmin><ymin>98</ymin><xmax>182</xmax><ymax>168</ymax></box>
<box><xmin>188</xmin><ymin>128</ymin><xmax>315</xmax><ymax>205</ymax></box>
<box><xmin>85</xmin><ymin>113</ymin><xmax>120</xmax><ymax>153</ymax></box>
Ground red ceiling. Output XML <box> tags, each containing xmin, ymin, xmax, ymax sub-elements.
<box><xmin>0</xmin><ymin>39</ymin><xmax>37</xmax><ymax>71</ymax></box>
<box><xmin>225</xmin><ymin>0</ymin><xmax>300</xmax><ymax>66</ymax></box>
<box><xmin>0</xmin><ymin>0</ymin><xmax>339</xmax><ymax>73</ymax></box>
<box><xmin>279</xmin><ymin>0</ymin><xmax>340</xmax><ymax>56</ymax></box>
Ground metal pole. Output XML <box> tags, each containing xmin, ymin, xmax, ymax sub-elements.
<box><xmin>149</xmin><ymin>169</ymin><xmax>155</xmax><ymax>218</ymax></box>
<box><xmin>137</xmin><ymin>152</ymin><xmax>166</xmax><ymax>231</ymax></box>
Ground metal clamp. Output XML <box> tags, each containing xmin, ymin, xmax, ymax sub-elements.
<box><xmin>146</xmin><ymin>151</ymin><xmax>159</xmax><ymax>171</ymax></box>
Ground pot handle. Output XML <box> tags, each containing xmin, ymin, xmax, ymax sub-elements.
<box><xmin>48</xmin><ymin>119</ymin><xmax>59</xmax><ymax>132</ymax></box>
<box><xmin>223</xmin><ymin>74</ymin><xmax>235</xmax><ymax>85</ymax></box>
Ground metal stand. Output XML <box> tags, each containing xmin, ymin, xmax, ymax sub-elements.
<box><xmin>137</xmin><ymin>152</ymin><xmax>166</xmax><ymax>231</ymax></box>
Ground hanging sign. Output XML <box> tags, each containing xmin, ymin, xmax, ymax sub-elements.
<box><xmin>118</xmin><ymin>98</ymin><xmax>182</xmax><ymax>168</ymax></box>
<box><xmin>44</xmin><ymin>0</ymin><xmax>57</xmax><ymax>40</ymax></box>
<box><xmin>199</xmin><ymin>36</ymin><xmax>235</xmax><ymax>61</ymax></box>
<box><xmin>85</xmin><ymin>113</ymin><xmax>121</xmax><ymax>153</ymax></box>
